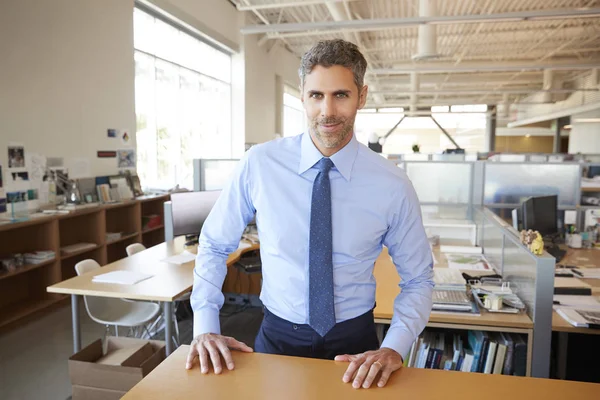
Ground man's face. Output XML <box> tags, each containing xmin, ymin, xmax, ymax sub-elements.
<box><xmin>301</xmin><ymin>65</ymin><xmax>368</xmax><ymax>153</ymax></box>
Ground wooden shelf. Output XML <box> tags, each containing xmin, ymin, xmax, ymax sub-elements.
<box><xmin>0</xmin><ymin>194</ymin><xmax>167</xmax><ymax>330</ymax></box>
<box><xmin>143</xmin><ymin>224</ymin><xmax>164</xmax><ymax>234</ymax></box>
<box><xmin>107</xmin><ymin>232</ymin><xmax>140</xmax><ymax>246</ymax></box>
<box><xmin>60</xmin><ymin>244</ymin><xmax>102</xmax><ymax>260</ymax></box>
<box><xmin>0</xmin><ymin>258</ymin><xmax>57</xmax><ymax>282</ymax></box>
<box><xmin>0</xmin><ymin>296</ymin><xmax>67</xmax><ymax>329</ymax></box>
<box><xmin>581</xmin><ymin>187</ymin><xmax>600</xmax><ymax>193</ymax></box>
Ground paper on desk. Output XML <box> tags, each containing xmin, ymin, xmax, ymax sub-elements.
<box><xmin>237</xmin><ymin>241</ymin><xmax>252</xmax><ymax>251</ymax></box>
<box><xmin>446</xmin><ymin>254</ymin><xmax>490</xmax><ymax>271</ymax></box>
<box><xmin>92</xmin><ymin>271</ymin><xmax>152</xmax><ymax>285</ymax></box>
<box><xmin>162</xmin><ymin>250</ymin><xmax>196</xmax><ymax>265</ymax></box>
<box><xmin>554</xmin><ymin>295</ymin><xmax>600</xmax><ymax>309</ymax></box>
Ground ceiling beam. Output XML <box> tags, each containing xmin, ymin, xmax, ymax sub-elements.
<box><xmin>240</xmin><ymin>7</ymin><xmax>600</xmax><ymax>35</ymax></box>
<box><xmin>369</xmin><ymin>88</ymin><xmax>599</xmax><ymax>95</ymax></box>
<box><xmin>372</xmin><ymin>60</ymin><xmax>600</xmax><ymax>74</ymax></box>
<box><xmin>235</xmin><ymin>0</ymin><xmax>362</xmax><ymax>12</ymax></box>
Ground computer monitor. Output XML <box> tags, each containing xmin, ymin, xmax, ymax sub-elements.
<box><xmin>193</xmin><ymin>159</ymin><xmax>239</xmax><ymax>191</ymax></box>
<box><xmin>587</xmin><ymin>165</ymin><xmax>600</xmax><ymax>178</ymax></box>
<box><xmin>170</xmin><ymin>190</ymin><xmax>222</xmax><ymax>238</ymax></box>
<box><xmin>521</xmin><ymin>195</ymin><xmax>558</xmax><ymax>237</ymax></box>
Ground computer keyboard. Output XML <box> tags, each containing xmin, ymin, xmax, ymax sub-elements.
<box><xmin>432</xmin><ymin>290</ymin><xmax>471</xmax><ymax>305</ymax></box>
<box><xmin>546</xmin><ymin>245</ymin><xmax>567</xmax><ymax>262</ymax></box>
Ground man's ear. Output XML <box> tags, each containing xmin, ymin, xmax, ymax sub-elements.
<box><xmin>358</xmin><ymin>85</ymin><xmax>368</xmax><ymax>109</ymax></box>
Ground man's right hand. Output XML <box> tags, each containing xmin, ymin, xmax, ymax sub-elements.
<box><xmin>185</xmin><ymin>333</ymin><xmax>253</xmax><ymax>374</ymax></box>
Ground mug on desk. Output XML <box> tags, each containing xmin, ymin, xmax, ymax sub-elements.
<box><xmin>567</xmin><ymin>233</ymin><xmax>583</xmax><ymax>249</ymax></box>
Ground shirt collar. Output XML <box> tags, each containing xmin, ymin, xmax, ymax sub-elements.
<box><xmin>298</xmin><ymin>132</ymin><xmax>358</xmax><ymax>181</ymax></box>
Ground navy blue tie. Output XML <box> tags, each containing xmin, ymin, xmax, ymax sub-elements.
<box><xmin>309</xmin><ymin>157</ymin><xmax>336</xmax><ymax>337</ymax></box>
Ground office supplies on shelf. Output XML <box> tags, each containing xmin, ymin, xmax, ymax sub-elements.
<box><xmin>92</xmin><ymin>270</ymin><xmax>153</xmax><ymax>285</ymax></box>
<box><xmin>161</xmin><ymin>250</ymin><xmax>196</xmax><ymax>265</ymax></box>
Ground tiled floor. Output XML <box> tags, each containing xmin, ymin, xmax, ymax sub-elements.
<box><xmin>0</xmin><ymin>302</ymin><xmax>263</xmax><ymax>400</ymax></box>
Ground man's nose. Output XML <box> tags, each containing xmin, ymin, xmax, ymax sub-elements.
<box><xmin>320</xmin><ymin>96</ymin><xmax>335</xmax><ymax>118</ymax></box>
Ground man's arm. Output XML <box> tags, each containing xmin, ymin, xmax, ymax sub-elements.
<box><xmin>380</xmin><ymin>181</ymin><xmax>434</xmax><ymax>360</ymax></box>
<box><xmin>335</xmin><ymin>180</ymin><xmax>434</xmax><ymax>389</ymax></box>
<box><xmin>191</xmin><ymin>150</ymin><xmax>257</xmax><ymax>337</ymax></box>
<box><xmin>186</xmin><ymin>150</ymin><xmax>257</xmax><ymax>372</ymax></box>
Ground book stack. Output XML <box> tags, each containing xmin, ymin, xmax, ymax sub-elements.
<box><xmin>406</xmin><ymin>330</ymin><xmax>527</xmax><ymax>376</ymax></box>
<box><xmin>106</xmin><ymin>232</ymin><xmax>123</xmax><ymax>242</ymax></box>
<box><xmin>431</xmin><ymin>268</ymin><xmax>477</xmax><ymax>314</ymax></box>
<box><xmin>23</xmin><ymin>251</ymin><xmax>55</xmax><ymax>264</ymax></box>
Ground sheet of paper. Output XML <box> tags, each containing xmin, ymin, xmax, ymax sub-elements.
<box><xmin>237</xmin><ymin>241</ymin><xmax>252</xmax><ymax>251</ymax></box>
<box><xmin>554</xmin><ymin>295</ymin><xmax>600</xmax><ymax>309</ymax></box>
<box><xmin>564</xmin><ymin>210</ymin><xmax>577</xmax><ymax>225</ymax></box>
<box><xmin>66</xmin><ymin>157</ymin><xmax>91</xmax><ymax>179</ymax></box>
<box><xmin>162</xmin><ymin>250</ymin><xmax>196</xmax><ymax>265</ymax></box>
<box><xmin>92</xmin><ymin>270</ymin><xmax>153</xmax><ymax>285</ymax></box>
<box><xmin>446</xmin><ymin>253</ymin><xmax>490</xmax><ymax>271</ymax></box>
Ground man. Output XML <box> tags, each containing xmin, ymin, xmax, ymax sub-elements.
<box><xmin>186</xmin><ymin>39</ymin><xmax>434</xmax><ymax>390</ymax></box>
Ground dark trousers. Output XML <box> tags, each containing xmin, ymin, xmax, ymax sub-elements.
<box><xmin>255</xmin><ymin>307</ymin><xmax>380</xmax><ymax>360</ymax></box>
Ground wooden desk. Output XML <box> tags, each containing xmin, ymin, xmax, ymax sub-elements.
<box><xmin>552</xmin><ymin>247</ymin><xmax>600</xmax><ymax>379</ymax></box>
<box><xmin>122</xmin><ymin>346</ymin><xmax>600</xmax><ymax>400</ymax></box>
<box><xmin>47</xmin><ymin>237</ymin><xmax>259</xmax><ymax>355</ymax></box>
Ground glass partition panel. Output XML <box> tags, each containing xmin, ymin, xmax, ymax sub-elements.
<box><xmin>406</xmin><ymin>163</ymin><xmax>472</xmax><ymax>204</ymax></box>
<box><xmin>484</xmin><ymin>163</ymin><xmax>580</xmax><ymax>206</ymax></box>
<box><xmin>420</xmin><ymin>205</ymin><xmax>470</xmax><ymax>221</ymax></box>
<box><xmin>502</xmin><ymin>237</ymin><xmax>537</xmax><ymax>312</ymax></box>
<box><xmin>481</xmin><ymin>214</ymin><xmax>503</xmax><ymax>272</ymax></box>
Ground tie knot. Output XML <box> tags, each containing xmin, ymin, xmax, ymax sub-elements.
<box><xmin>315</xmin><ymin>158</ymin><xmax>334</xmax><ymax>173</ymax></box>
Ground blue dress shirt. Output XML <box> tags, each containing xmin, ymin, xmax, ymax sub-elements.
<box><xmin>191</xmin><ymin>132</ymin><xmax>434</xmax><ymax>359</ymax></box>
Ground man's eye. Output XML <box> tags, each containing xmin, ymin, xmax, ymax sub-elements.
<box><xmin>310</xmin><ymin>93</ymin><xmax>323</xmax><ymax>99</ymax></box>
<box><xmin>336</xmin><ymin>93</ymin><xmax>348</xmax><ymax>98</ymax></box>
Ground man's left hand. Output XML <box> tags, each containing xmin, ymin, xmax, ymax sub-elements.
<box><xmin>334</xmin><ymin>348</ymin><xmax>403</xmax><ymax>389</ymax></box>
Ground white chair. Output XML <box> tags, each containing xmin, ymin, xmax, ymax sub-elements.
<box><xmin>126</xmin><ymin>243</ymin><xmax>146</xmax><ymax>256</ymax></box>
<box><xmin>125</xmin><ymin>243</ymin><xmax>182</xmax><ymax>346</ymax></box>
<box><xmin>75</xmin><ymin>259</ymin><xmax>160</xmax><ymax>338</ymax></box>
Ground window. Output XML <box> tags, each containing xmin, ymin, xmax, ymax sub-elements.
<box><xmin>134</xmin><ymin>8</ymin><xmax>232</xmax><ymax>190</ymax></box>
<box><xmin>283</xmin><ymin>86</ymin><xmax>305</xmax><ymax>137</ymax></box>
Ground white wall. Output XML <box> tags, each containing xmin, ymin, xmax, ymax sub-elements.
<box><xmin>0</xmin><ymin>0</ymin><xmax>301</xmax><ymax>196</ymax></box>
<box><xmin>569</xmin><ymin>109</ymin><xmax>600</xmax><ymax>153</ymax></box>
<box><xmin>0</xmin><ymin>0</ymin><xmax>136</xmax><ymax>178</ymax></box>
<box><xmin>243</xmin><ymin>37</ymin><xmax>301</xmax><ymax>144</ymax></box>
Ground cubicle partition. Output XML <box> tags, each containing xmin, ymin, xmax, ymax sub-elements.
<box><xmin>473</xmin><ymin>207</ymin><xmax>555</xmax><ymax>378</ymax></box>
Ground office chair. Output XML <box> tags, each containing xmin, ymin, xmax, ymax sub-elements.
<box><xmin>124</xmin><ymin>243</ymin><xmax>181</xmax><ymax>346</ymax></box>
<box><xmin>126</xmin><ymin>243</ymin><xmax>146</xmax><ymax>256</ymax></box>
<box><xmin>74</xmin><ymin>259</ymin><xmax>160</xmax><ymax>338</ymax></box>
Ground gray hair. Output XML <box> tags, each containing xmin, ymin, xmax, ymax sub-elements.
<box><xmin>299</xmin><ymin>39</ymin><xmax>367</xmax><ymax>90</ymax></box>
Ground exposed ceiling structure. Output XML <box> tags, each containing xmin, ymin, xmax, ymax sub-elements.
<box><xmin>232</xmin><ymin>0</ymin><xmax>600</xmax><ymax>112</ymax></box>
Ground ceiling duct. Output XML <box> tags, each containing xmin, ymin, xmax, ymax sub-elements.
<box><xmin>412</xmin><ymin>0</ymin><xmax>440</xmax><ymax>61</ymax></box>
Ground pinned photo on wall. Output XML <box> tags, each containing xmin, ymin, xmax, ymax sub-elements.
<box><xmin>117</xmin><ymin>149</ymin><xmax>136</xmax><ymax>168</ymax></box>
<box><xmin>11</xmin><ymin>171</ymin><xmax>29</xmax><ymax>182</ymax></box>
<box><xmin>8</xmin><ymin>146</ymin><xmax>25</xmax><ymax>168</ymax></box>
<box><xmin>107</xmin><ymin>128</ymin><xmax>117</xmax><ymax>138</ymax></box>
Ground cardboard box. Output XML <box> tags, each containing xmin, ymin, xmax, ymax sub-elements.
<box><xmin>72</xmin><ymin>385</ymin><xmax>125</xmax><ymax>400</ymax></box>
<box><xmin>69</xmin><ymin>336</ymin><xmax>166</xmax><ymax>396</ymax></box>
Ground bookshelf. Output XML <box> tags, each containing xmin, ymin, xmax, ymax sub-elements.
<box><xmin>0</xmin><ymin>194</ymin><xmax>168</xmax><ymax>330</ymax></box>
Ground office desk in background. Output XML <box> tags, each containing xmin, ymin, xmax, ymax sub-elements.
<box><xmin>122</xmin><ymin>345</ymin><xmax>600</xmax><ymax>400</ymax></box>
<box><xmin>552</xmin><ymin>247</ymin><xmax>600</xmax><ymax>379</ymax></box>
<box><xmin>46</xmin><ymin>237</ymin><xmax>259</xmax><ymax>355</ymax></box>
<box><xmin>373</xmin><ymin>246</ymin><xmax>535</xmax><ymax>375</ymax></box>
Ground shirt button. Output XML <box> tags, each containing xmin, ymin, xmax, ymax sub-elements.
<box><xmin>293</xmin><ymin>325</ymin><xmax>298</xmax><ymax>330</ymax></box>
